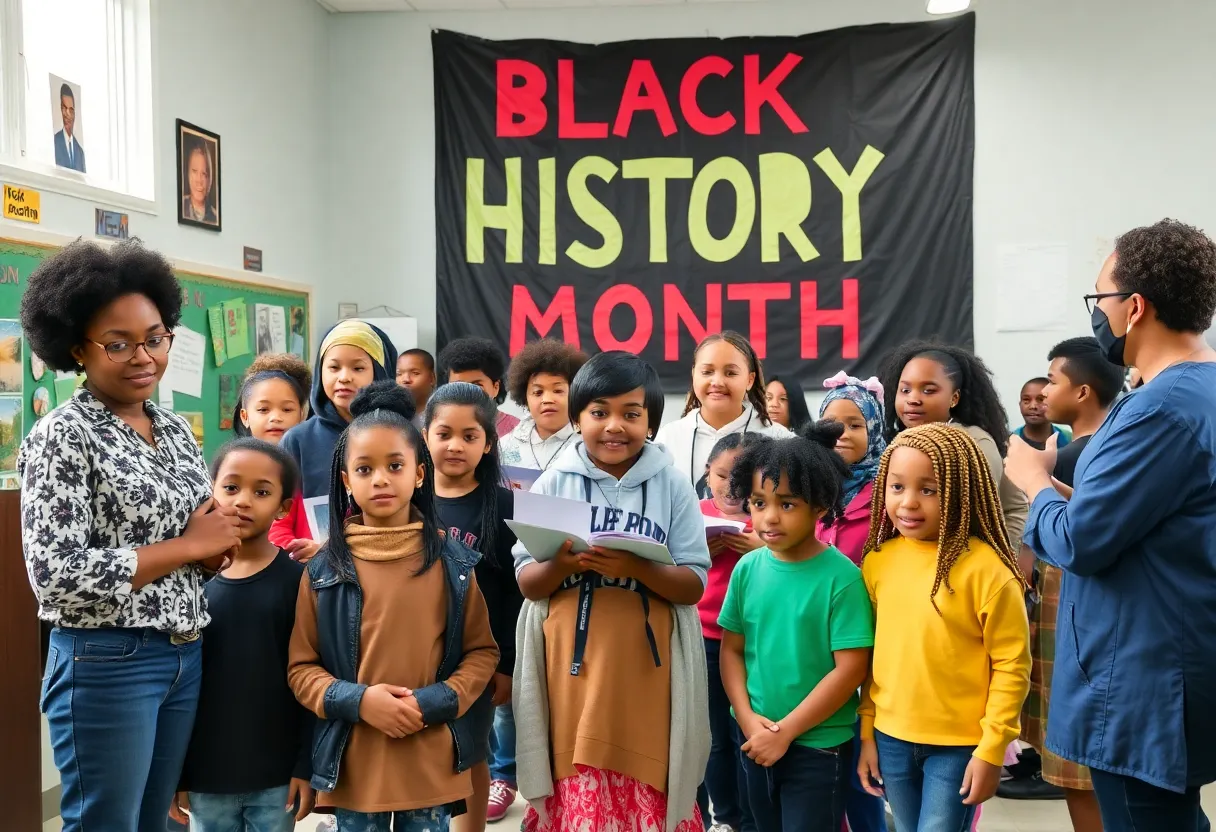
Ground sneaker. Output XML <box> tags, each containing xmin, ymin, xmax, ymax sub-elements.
<box><xmin>996</xmin><ymin>771</ymin><xmax>1066</xmax><ymax>800</ymax></box>
<box><xmin>487</xmin><ymin>779</ymin><xmax>517</xmax><ymax>823</ymax></box>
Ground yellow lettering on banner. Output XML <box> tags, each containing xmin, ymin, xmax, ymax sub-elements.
<box><xmin>566</xmin><ymin>156</ymin><xmax>622</xmax><ymax>269</ymax></box>
<box><xmin>538</xmin><ymin>158</ymin><xmax>557</xmax><ymax>266</ymax></box>
<box><xmin>813</xmin><ymin>146</ymin><xmax>884</xmax><ymax>263</ymax></box>
<box><xmin>621</xmin><ymin>157</ymin><xmax>694</xmax><ymax>263</ymax></box>
<box><xmin>3</xmin><ymin>184</ymin><xmax>41</xmax><ymax>224</ymax></box>
<box><xmin>466</xmin><ymin>157</ymin><xmax>523</xmax><ymax>264</ymax></box>
<box><xmin>688</xmin><ymin>157</ymin><xmax>755</xmax><ymax>263</ymax></box>
<box><xmin>758</xmin><ymin>153</ymin><xmax>819</xmax><ymax>263</ymax></box>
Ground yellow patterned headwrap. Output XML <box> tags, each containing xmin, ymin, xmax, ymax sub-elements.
<box><xmin>320</xmin><ymin>320</ymin><xmax>385</xmax><ymax>368</ymax></box>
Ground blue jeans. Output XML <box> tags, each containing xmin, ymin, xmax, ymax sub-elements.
<box><xmin>743</xmin><ymin>740</ymin><xmax>851</xmax><ymax>832</ymax></box>
<box><xmin>874</xmin><ymin>730</ymin><xmax>976</xmax><ymax>832</ymax></box>
<box><xmin>846</xmin><ymin>719</ymin><xmax>887</xmax><ymax>832</ymax></box>
<box><xmin>335</xmin><ymin>806</ymin><xmax>449</xmax><ymax>831</ymax></box>
<box><xmin>43</xmin><ymin>627</ymin><xmax>203</xmax><ymax>832</ymax></box>
<box><xmin>488</xmin><ymin>703</ymin><xmax>516</xmax><ymax>787</ymax></box>
<box><xmin>188</xmin><ymin>785</ymin><xmax>295</xmax><ymax>832</ymax></box>
<box><xmin>698</xmin><ymin>637</ymin><xmax>755</xmax><ymax>831</ymax></box>
<box><xmin>1089</xmin><ymin>769</ymin><xmax>1212</xmax><ymax>832</ymax></box>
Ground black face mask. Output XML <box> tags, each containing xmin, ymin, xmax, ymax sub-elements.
<box><xmin>1091</xmin><ymin>304</ymin><xmax>1128</xmax><ymax>367</ymax></box>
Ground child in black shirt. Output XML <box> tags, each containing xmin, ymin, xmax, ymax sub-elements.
<box><xmin>173</xmin><ymin>438</ymin><xmax>315</xmax><ymax>831</ymax></box>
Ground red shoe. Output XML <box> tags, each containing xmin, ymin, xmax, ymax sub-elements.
<box><xmin>487</xmin><ymin>779</ymin><xmax>517</xmax><ymax>823</ymax></box>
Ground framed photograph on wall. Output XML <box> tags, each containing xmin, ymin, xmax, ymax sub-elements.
<box><xmin>49</xmin><ymin>75</ymin><xmax>86</xmax><ymax>174</ymax></box>
<box><xmin>176</xmin><ymin>120</ymin><xmax>222</xmax><ymax>231</ymax></box>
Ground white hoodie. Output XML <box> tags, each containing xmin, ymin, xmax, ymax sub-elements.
<box><xmin>654</xmin><ymin>402</ymin><xmax>793</xmax><ymax>487</ymax></box>
<box><xmin>512</xmin><ymin>440</ymin><xmax>710</xmax><ymax>587</ymax></box>
<box><xmin>498</xmin><ymin>418</ymin><xmax>577</xmax><ymax>472</ymax></box>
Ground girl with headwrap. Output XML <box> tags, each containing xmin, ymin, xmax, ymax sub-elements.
<box><xmin>270</xmin><ymin>320</ymin><xmax>397</xmax><ymax>559</ymax></box>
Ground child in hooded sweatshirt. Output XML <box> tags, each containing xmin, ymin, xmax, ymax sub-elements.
<box><xmin>655</xmin><ymin>331</ymin><xmax>791</xmax><ymax>497</ymax></box>
<box><xmin>513</xmin><ymin>351</ymin><xmax>711</xmax><ymax>832</ymax></box>
<box><xmin>272</xmin><ymin>320</ymin><xmax>397</xmax><ymax>562</ymax></box>
<box><xmin>498</xmin><ymin>339</ymin><xmax>588</xmax><ymax>473</ymax></box>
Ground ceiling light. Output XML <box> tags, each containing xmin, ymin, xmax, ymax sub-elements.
<box><xmin>927</xmin><ymin>0</ymin><xmax>971</xmax><ymax>14</ymax></box>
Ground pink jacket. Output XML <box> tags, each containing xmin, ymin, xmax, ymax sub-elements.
<box><xmin>817</xmin><ymin>481</ymin><xmax>874</xmax><ymax>565</ymax></box>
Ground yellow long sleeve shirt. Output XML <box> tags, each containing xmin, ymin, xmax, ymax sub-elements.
<box><xmin>858</xmin><ymin>535</ymin><xmax>1030</xmax><ymax>766</ymax></box>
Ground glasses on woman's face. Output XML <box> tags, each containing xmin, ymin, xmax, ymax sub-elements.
<box><xmin>1084</xmin><ymin>292</ymin><xmax>1133</xmax><ymax>316</ymax></box>
<box><xmin>88</xmin><ymin>333</ymin><xmax>175</xmax><ymax>363</ymax></box>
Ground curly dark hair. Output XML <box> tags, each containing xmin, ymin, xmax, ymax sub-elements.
<box><xmin>728</xmin><ymin>420</ymin><xmax>850</xmax><ymax>527</ymax></box>
<box><xmin>878</xmin><ymin>340</ymin><xmax>1011</xmax><ymax>457</ymax></box>
<box><xmin>437</xmin><ymin>337</ymin><xmax>508</xmax><ymax>404</ymax></box>
<box><xmin>506</xmin><ymin>339</ymin><xmax>589</xmax><ymax>407</ymax></box>
<box><xmin>246</xmin><ymin>352</ymin><xmax>311</xmax><ymax>393</ymax></box>
<box><xmin>20</xmin><ymin>240</ymin><xmax>182</xmax><ymax>372</ymax></box>
<box><xmin>1111</xmin><ymin>219</ymin><xmax>1216</xmax><ymax>333</ymax></box>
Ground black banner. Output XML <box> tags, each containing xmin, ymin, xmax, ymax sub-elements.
<box><xmin>434</xmin><ymin>16</ymin><xmax>974</xmax><ymax>389</ymax></box>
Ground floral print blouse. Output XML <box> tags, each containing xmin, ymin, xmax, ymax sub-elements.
<box><xmin>18</xmin><ymin>387</ymin><xmax>214</xmax><ymax>634</ymax></box>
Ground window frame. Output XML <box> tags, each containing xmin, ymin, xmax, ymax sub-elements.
<box><xmin>0</xmin><ymin>0</ymin><xmax>157</xmax><ymax>215</ymax></box>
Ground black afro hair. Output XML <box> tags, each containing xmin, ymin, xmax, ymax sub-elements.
<box><xmin>728</xmin><ymin>420</ymin><xmax>850</xmax><ymax>526</ymax></box>
<box><xmin>19</xmin><ymin>239</ymin><xmax>182</xmax><ymax>372</ymax></box>
<box><xmin>506</xmin><ymin>339</ymin><xmax>589</xmax><ymax>406</ymax></box>
<box><xmin>437</xmin><ymin>336</ymin><xmax>508</xmax><ymax>403</ymax></box>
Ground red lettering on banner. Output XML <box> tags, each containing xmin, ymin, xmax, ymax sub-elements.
<box><xmin>593</xmin><ymin>284</ymin><xmax>653</xmax><ymax>353</ymax></box>
<box><xmin>496</xmin><ymin>60</ymin><xmax>548</xmax><ymax>137</ymax></box>
<box><xmin>558</xmin><ymin>59</ymin><xmax>609</xmax><ymax>139</ymax></box>
<box><xmin>663</xmin><ymin>283</ymin><xmax>723</xmax><ymax>360</ymax></box>
<box><xmin>614</xmin><ymin>60</ymin><xmax>678</xmax><ymax>137</ymax></box>
<box><xmin>743</xmin><ymin>54</ymin><xmax>808</xmax><ymax>135</ymax></box>
<box><xmin>800</xmin><ymin>279</ymin><xmax>859</xmax><ymax>359</ymax></box>
<box><xmin>510</xmin><ymin>284</ymin><xmax>580</xmax><ymax>353</ymax></box>
<box><xmin>726</xmin><ymin>282</ymin><xmax>791</xmax><ymax>358</ymax></box>
<box><xmin>679</xmin><ymin>56</ymin><xmax>735</xmax><ymax>136</ymax></box>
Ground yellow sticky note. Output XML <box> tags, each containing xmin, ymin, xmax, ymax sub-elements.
<box><xmin>3</xmin><ymin>184</ymin><xmax>40</xmax><ymax>224</ymax></box>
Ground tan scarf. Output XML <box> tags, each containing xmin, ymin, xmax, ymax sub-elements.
<box><xmin>344</xmin><ymin>513</ymin><xmax>425</xmax><ymax>562</ymax></box>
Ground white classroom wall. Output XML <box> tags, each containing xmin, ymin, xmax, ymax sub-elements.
<box><xmin>2</xmin><ymin>0</ymin><xmax>330</xmax><ymax>296</ymax></box>
<box><xmin>324</xmin><ymin>0</ymin><xmax>1216</xmax><ymax>423</ymax></box>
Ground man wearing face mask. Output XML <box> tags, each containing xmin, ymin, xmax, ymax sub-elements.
<box><xmin>1005</xmin><ymin>219</ymin><xmax>1216</xmax><ymax>832</ymax></box>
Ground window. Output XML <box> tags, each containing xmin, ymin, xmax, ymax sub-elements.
<box><xmin>0</xmin><ymin>0</ymin><xmax>153</xmax><ymax>206</ymax></box>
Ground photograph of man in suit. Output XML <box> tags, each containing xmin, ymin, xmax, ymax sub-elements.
<box><xmin>53</xmin><ymin>83</ymin><xmax>86</xmax><ymax>173</ymax></box>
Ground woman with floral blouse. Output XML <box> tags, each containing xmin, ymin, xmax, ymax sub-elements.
<box><xmin>18</xmin><ymin>241</ymin><xmax>242</xmax><ymax>832</ymax></box>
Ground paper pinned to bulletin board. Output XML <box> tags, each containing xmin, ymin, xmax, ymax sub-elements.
<box><xmin>162</xmin><ymin>326</ymin><xmax>206</xmax><ymax>398</ymax></box>
<box><xmin>223</xmin><ymin>298</ymin><xmax>250</xmax><ymax>358</ymax></box>
<box><xmin>207</xmin><ymin>305</ymin><xmax>227</xmax><ymax>366</ymax></box>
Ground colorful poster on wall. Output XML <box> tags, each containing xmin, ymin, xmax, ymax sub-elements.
<box><xmin>219</xmin><ymin>373</ymin><xmax>239</xmax><ymax>431</ymax></box>
<box><xmin>432</xmin><ymin>17</ymin><xmax>976</xmax><ymax>387</ymax></box>
<box><xmin>207</xmin><ymin>304</ymin><xmax>228</xmax><ymax>366</ymax></box>
<box><xmin>0</xmin><ymin>396</ymin><xmax>22</xmax><ymax>477</ymax></box>
<box><xmin>179</xmin><ymin>411</ymin><xmax>205</xmax><ymax>448</ymax></box>
<box><xmin>0</xmin><ymin>320</ymin><xmax>22</xmax><ymax>394</ymax></box>
<box><xmin>222</xmin><ymin>298</ymin><xmax>250</xmax><ymax>358</ymax></box>
<box><xmin>290</xmin><ymin>306</ymin><xmax>306</xmax><ymax>358</ymax></box>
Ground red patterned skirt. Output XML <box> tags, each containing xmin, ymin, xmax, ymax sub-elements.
<box><xmin>522</xmin><ymin>767</ymin><xmax>702</xmax><ymax>832</ymax></box>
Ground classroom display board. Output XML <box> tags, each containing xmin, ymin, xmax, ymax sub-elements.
<box><xmin>433</xmin><ymin>15</ymin><xmax>976</xmax><ymax>389</ymax></box>
<box><xmin>0</xmin><ymin>237</ymin><xmax>311</xmax><ymax>474</ymax></box>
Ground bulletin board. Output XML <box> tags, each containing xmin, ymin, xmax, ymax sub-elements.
<box><xmin>0</xmin><ymin>236</ymin><xmax>312</xmax><ymax>469</ymax></box>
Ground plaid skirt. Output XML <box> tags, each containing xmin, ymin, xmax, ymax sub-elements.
<box><xmin>1021</xmin><ymin>561</ymin><xmax>1093</xmax><ymax>790</ymax></box>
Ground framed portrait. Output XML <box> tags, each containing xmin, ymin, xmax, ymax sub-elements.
<box><xmin>49</xmin><ymin>75</ymin><xmax>86</xmax><ymax>174</ymax></box>
<box><xmin>176</xmin><ymin>120</ymin><xmax>222</xmax><ymax>231</ymax></box>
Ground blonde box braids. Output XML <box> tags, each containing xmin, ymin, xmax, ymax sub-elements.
<box><xmin>863</xmin><ymin>423</ymin><xmax>1026</xmax><ymax>613</ymax></box>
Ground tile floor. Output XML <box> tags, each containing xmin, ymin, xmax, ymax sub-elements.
<box><xmin>37</xmin><ymin>785</ymin><xmax>1216</xmax><ymax>831</ymax></box>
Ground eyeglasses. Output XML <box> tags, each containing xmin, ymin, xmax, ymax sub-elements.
<box><xmin>88</xmin><ymin>333</ymin><xmax>175</xmax><ymax>363</ymax></box>
<box><xmin>1083</xmin><ymin>292</ymin><xmax>1133</xmax><ymax>316</ymax></box>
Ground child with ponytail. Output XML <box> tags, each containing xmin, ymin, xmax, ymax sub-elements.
<box><xmin>233</xmin><ymin>353</ymin><xmax>311</xmax><ymax>442</ymax></box>
<box><xmin>857</xmin><ymin>424</ymin><xmax>1031</xmax><ymax>831</ymax></box>
<box><xmin>288</xmin><ymin>382</ymin><xmax>498</xmax><ymax>832</ymax></box>
<box><xmin>656</xmin><ymin>331</ymin><xmax>791</xmax><ymax>493</ymax></box>
<box><xmin>424</xmin><ymin>382</ymin><xmax>523</xmax><ymax>829</ymax></box>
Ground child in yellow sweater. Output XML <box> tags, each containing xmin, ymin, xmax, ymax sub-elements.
<box><xmin>856</xmin><ymin>424</ymin><xmax>1030</xmax><ymax>831</ymax></box>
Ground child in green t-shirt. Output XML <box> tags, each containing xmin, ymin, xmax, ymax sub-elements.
<box><xmin>718</xmin><ymin>421</ymin><xmax>875</xmax><ymax>832</ymax></box>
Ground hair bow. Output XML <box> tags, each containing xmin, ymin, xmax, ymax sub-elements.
<box><xmin>822</xmin><ymin>371</ymin><xmax>884</xmax><ymax>398</ymax></box>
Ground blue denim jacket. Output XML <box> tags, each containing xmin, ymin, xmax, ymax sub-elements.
<box><xmin>305</xmin><ymin>538</ymin><xmax>494</xmax><ymax>793</ymax></box>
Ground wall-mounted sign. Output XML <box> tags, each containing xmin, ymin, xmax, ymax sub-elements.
<box><xmin>3</xmin><ymin>185</ymin><xmax>40</xmax><ymax>224</ymax></box>
<box><xmin>243</xmin><ymin>246</ymin><xmax>263</xmax><ymax>272</ymax></box>
<box><xmin>95</xmin><ymin>208</ymin><xmax>129</xmax><ymax>239</ymax></box>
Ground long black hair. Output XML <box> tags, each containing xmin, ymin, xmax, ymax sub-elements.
<box><xmin>424</xmin><ymin>381</ymin><xmax>504</xmax><ymax>565</ymax></box>
<box><xmin>232</xmin><ymin>370</ymin><xmax>309</xmax><ymax>438</ymax></box>
<box><xmin>767</xmin><ymin>375</ymin><xmax>813</xmax><ymax>433</ymax></box>
<box><xmin>323</xmin><ymin>381</ymin><xmax>443</xmax><ymax>581</ymax></box>
<box><xmin>877</xmin><ymin>340</ymin><xmax>1011</xmax><ymax>457</ymax></box>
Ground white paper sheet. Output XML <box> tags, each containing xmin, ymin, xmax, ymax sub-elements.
<box><xmin>157</xmin><ymin>386</ymin><xmax>174</xmax><ymax>410</ymax></box>
<box><xmin>269</xmin><ymin>306</ymin><xmax>288</xmax><ymax>353</ymax></box>
<box><xmin>511</xmin><ymin>489</ymin><xmax>592</xmax><ymax>540</ymax></box>
<box><xmin>303</xmin><ymin>495</ymin><xmax>330</xmax><ymax>541</ymax></box>
<box><xmin>163</xmin><ymin>326</ymin><xmax>205</xmax><ymax>398</ymax></box>
<box><xmin>996</xmin><ymin>243</ymin><xmax>1069</xmax><ymax>332</ymax></box>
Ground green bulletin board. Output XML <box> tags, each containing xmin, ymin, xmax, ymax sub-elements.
<box><xmin>0</xmin><ymin>236</ymin><xmax>311</xmax><ymax>470</ymax></box>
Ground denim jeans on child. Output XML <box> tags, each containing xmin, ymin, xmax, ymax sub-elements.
<box><xmin>845</xmin><ymin>718</ymin><xmax>888</xmax><ymax>832</ymax></box>
<box><xmin>335</xmin><ymin>806</ymin><xmax>450</xmax><ymax>832</ymax></box>
<box><xmin>874</xmin><ymin>730</ymin><xmax>977</xmax><ymax>832</ymax></box>
<box><xmin>1089</xmin><ymin>769</ymin><xmax>1212</xmax><ymax>832</ymax></box>
<box><xmin>488</xmin><ymin>703</ymin><xmax>517</xmax><ymax>787</ymax></box>
<box><xmin>742</xmin><ymin>739</ymin><xmax>852</xmax><ymax>832</ymax></box>
<box><xmin>700</xmin><ymin>637</ymin><xmax>755</xmax><ymax>831</ymax></box>
<box><xmin>188</xmin><ymin>785</ymin><xmax>295</xmax><ymax>832</ymax></box>
<box><xmin>42</xmin><ymin>627</ymin><xmax>202</xmax><ymax>832</ymax></box>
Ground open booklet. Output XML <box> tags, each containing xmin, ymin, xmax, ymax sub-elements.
<box><xmin>506</xmin><ymin>490</ymin><xmax>675</xmax><ymax>566</ymax></box>
<box><xmin>703</xmin><ymin>515</ymin><xmax>747</xmax><ymax>538</ymax></box>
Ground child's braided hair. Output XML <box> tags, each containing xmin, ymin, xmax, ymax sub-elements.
<box><xmin>863</xmin><ymin>423</ymin><xmax>1025</xmax><ymax>613</ymax></box>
